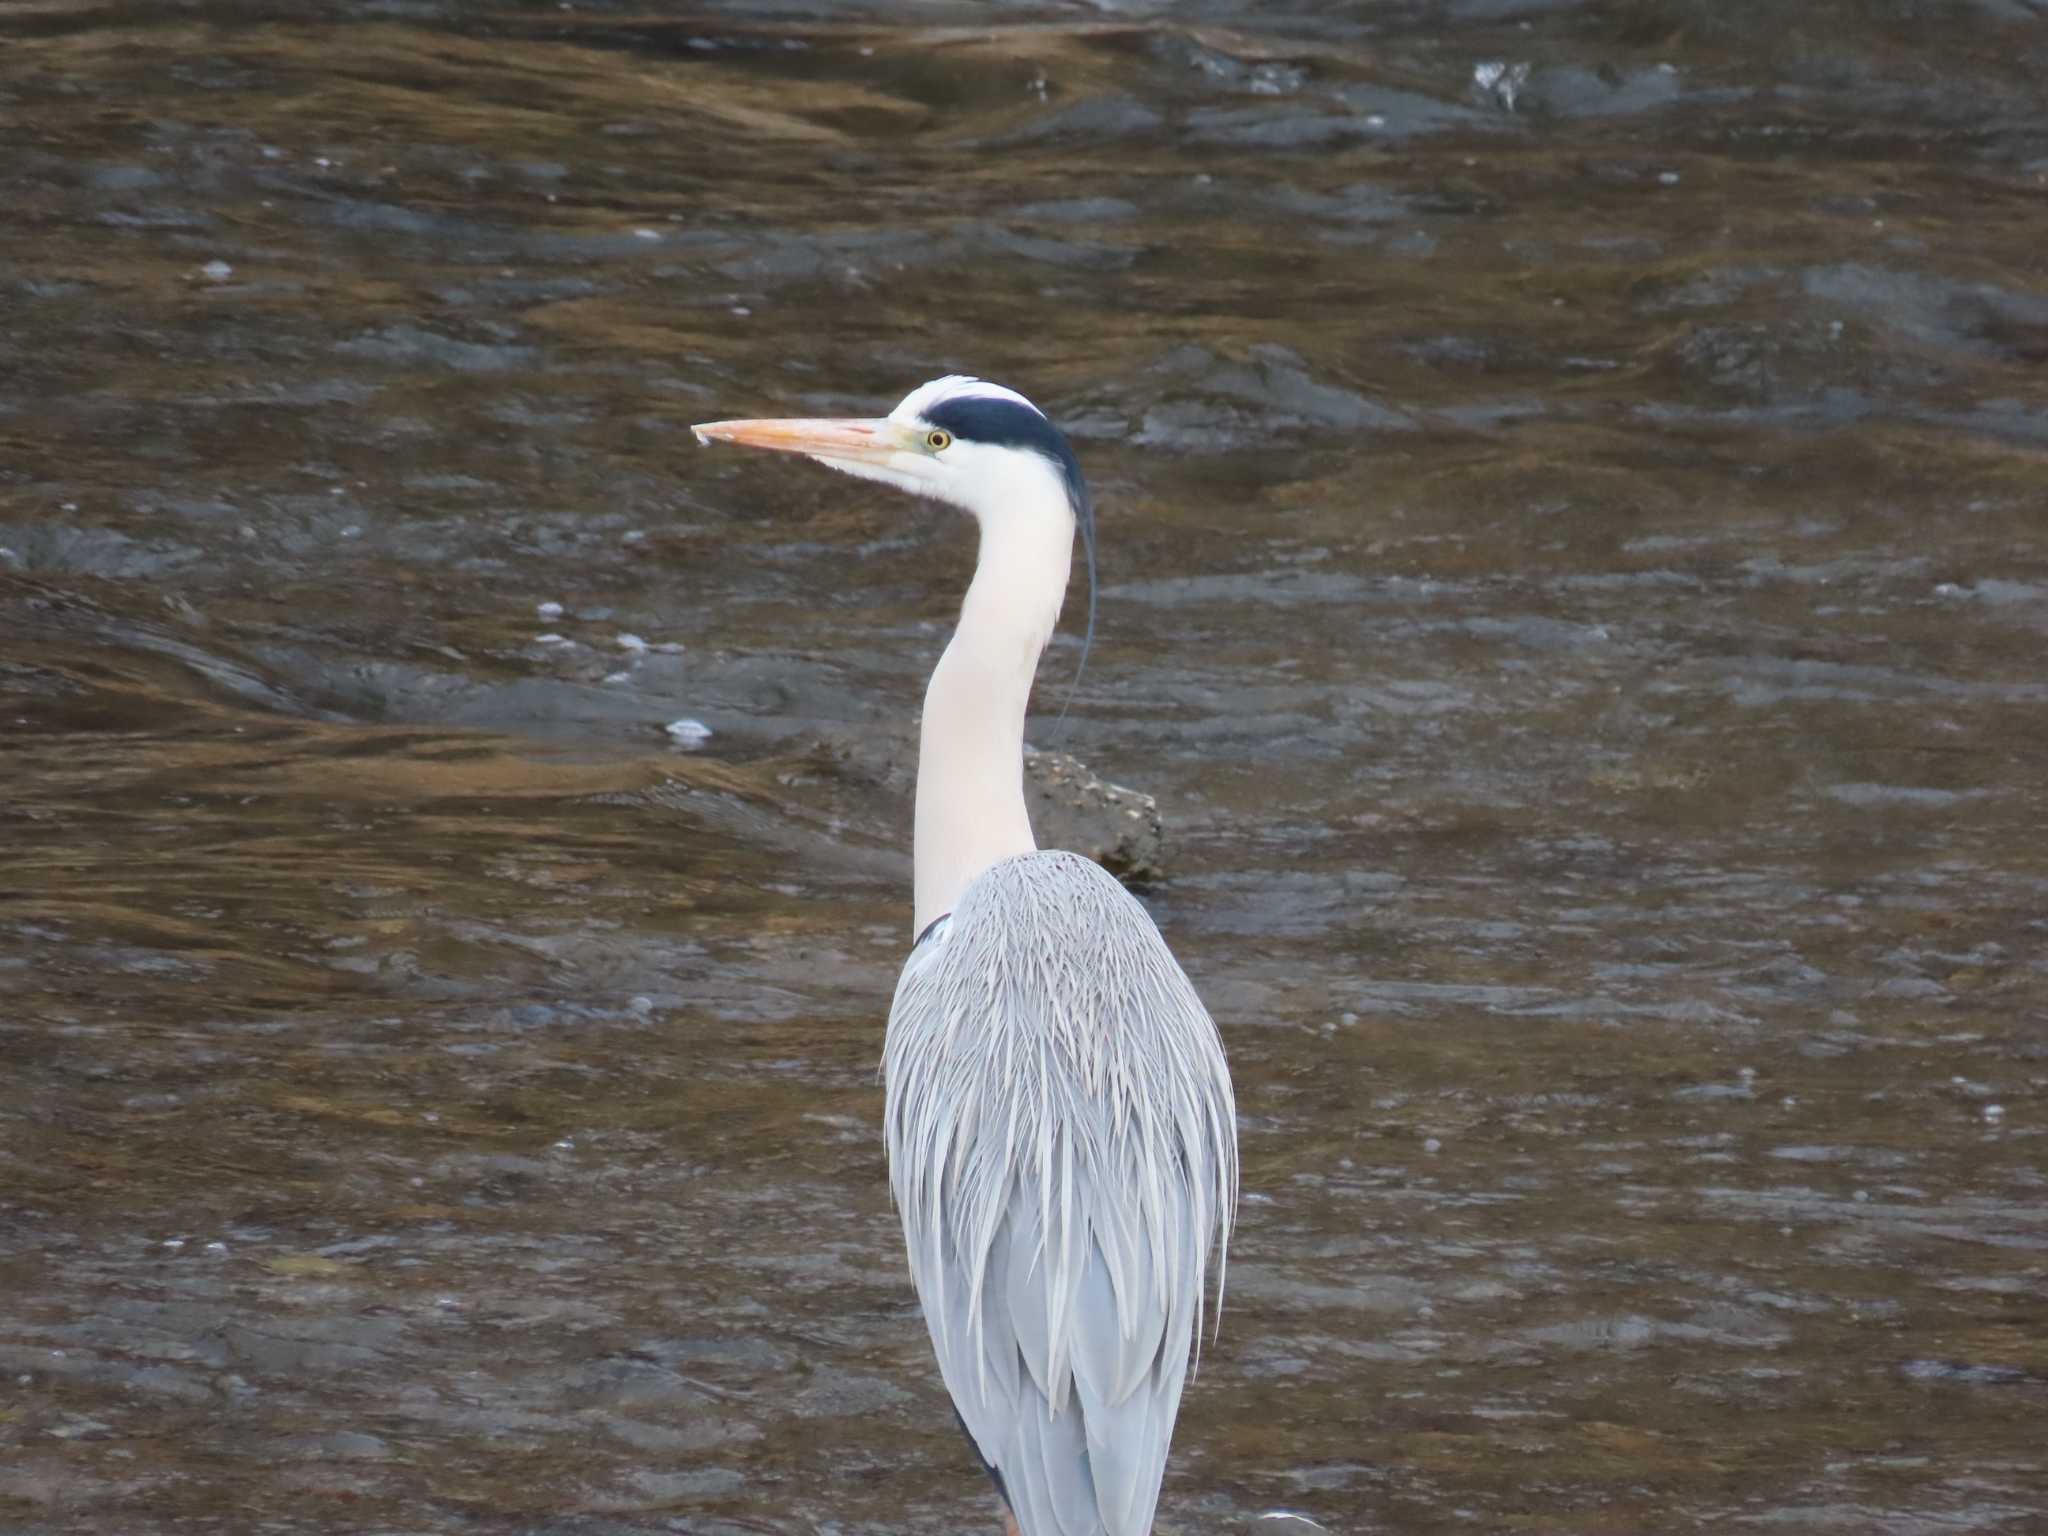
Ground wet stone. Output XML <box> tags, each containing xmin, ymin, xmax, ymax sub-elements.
<box><xmin>1025</xmin><ymin>749</ymin><xmax>1165</xmax><ymax>884</ymax></box>
<box><xmin>282</xmin><ymin>1430</ymin><xmax>391</xmax><ymax>1460</ymax></box>
<box><xmin>334</xmin><ymin>324</ymin><xmax>537</xmax><ymax>372</ymax></box>
<box><xmin>787</xmin><ymin>1366</ymin><xmax>910</xmax><ymax>1419</ymax></box>
<box><xmin>1518</xmin><ymin>64</ymin><xmax>1686</xmax><ymax>118</ymax></box>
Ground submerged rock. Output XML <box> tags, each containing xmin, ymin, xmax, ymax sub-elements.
<box><xmin>1024</xmin><ymin>748</ymin><xmax>1165</xmax><ymax>885</ymax></box>
<box><xmin>805</xmin><ymin>732</ymin><xmax>1168</xmax><ymax>885</ymax></box>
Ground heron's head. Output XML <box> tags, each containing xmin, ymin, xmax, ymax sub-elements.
<box><xmin>694</xmin><ymin>375</ymin><xmax>1099</xmax><ymax>722</ymax></box>
<box><xmin>692</xmin><ymin>375</ymin><xmax>1090</xmax><ymax>536</ymax></box>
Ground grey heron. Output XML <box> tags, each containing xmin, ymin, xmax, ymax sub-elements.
<box><xmin>694</xmin><ymin>377</ymin><xmax>1238</xmax><ymax>1536</ymax></box>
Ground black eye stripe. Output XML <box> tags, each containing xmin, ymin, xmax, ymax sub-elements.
<box><xmin>925</xmin><ymin>397</ymin><xmax>1097</xmax><ymax>524</ymax></box>
<box><xmin>922</xmin><ymin>397</ymin><xmax>1056</xmax><ymax>455</ymax></box>
<box><xmin>919</xmin><ymin>397</ymin><xmax>1088</xmax><ymax>520</ymax></box>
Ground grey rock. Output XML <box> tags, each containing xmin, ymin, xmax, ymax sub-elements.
<box><xmin>1024</xmin><ymin>749</ymin><xmax>1165</xmax><ymax>885</ymax></box>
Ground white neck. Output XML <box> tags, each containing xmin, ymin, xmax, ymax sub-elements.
<box><xmin>912</xmin><ymin>496</ymin><xmax>1075</xmax><ymax>937</ymax></box>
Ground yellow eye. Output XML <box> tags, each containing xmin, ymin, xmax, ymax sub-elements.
<box><xmin>925</xmin><ymin>428</ymin><xmax>953</xmax><ymax>452</ymax></box>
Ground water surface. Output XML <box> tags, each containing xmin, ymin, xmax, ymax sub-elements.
<box><xmin>4</xmin><ymin>3</ymin><xmax>2047</xmax><ymax>1532</ymax></box>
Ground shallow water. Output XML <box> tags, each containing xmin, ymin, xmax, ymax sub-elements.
<box><xmin>4</xmin><ymin>2</ymin><xmax>2048</xmax><ymax>1532</ymax></box>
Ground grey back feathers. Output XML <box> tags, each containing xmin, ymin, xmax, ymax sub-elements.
<box><xmin>884</xmin><ymin>851</ymin><xmax>1238</xmax><ymax>1536</ymax></box>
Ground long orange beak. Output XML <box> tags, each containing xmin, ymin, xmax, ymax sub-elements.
<box><xmin>691</xmin><ymin>415</ymin><xmax>909</xmax><ymax>465</ymax></box>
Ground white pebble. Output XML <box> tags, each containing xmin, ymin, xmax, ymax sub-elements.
<box><xmin>616</xmin><ymin>633</ymin><xmax>648</xmax><ymax>652</ymax></box>
<box><xmin>622</xmin><ymin>530</ymin><xmax>646</xmax><ymax>544</ymax></box>
<box><xmin>633</xmin><ymin>227</ymin><xmax>662</xmax><ymax>241</ymax></box>
<box><xmin>533</xmin><ymin>632</ymin><xmax>568</xmax><ymax>645</ymax></box>
<box><xmin>665</xmin><ymin>718</ymin><xmax>713</xmax><ymax>746</ymax></box>
<box><xmin>204</xmin><ymin>1241</ymin><xmax>229</xmax><ymax>1256</ymax></box>
<box><xmin>536</xmin><ymin>600</ymin><xmax>564</xmax><ymax>619</ymax></box>
<box><xmin>200</xmin><ymin>259</ymin><xmax>233</xmax><ymax>282</ymax></box>
<box><xmin>1423</xmin><ymin>1137</ymin><xmax>1442</xmax><ymax>1154</ymax></box>
<box><xmin>1983</xmin><ymin>1104</ymin><xmax>2005</xmax><ymax>1123</ymax></box>
<box><xmin>602</xmin><ymin>670</ymin><xmax>631</xmax><ymax>685</ymax></box>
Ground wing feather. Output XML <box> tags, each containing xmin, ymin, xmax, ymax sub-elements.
<box><xmin>885</xmin><ymin>851</ymin><xmax>1238</xmax><ymax>1536</ymax></box>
